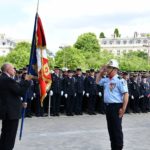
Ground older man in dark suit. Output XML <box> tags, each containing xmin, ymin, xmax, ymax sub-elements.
<box><xmin>0</xmin><ymin>63</ymin><xmax>31</xmax><ymax>150</ymax></box>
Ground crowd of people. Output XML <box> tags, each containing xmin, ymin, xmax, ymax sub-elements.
<box><xmin>0</xmin><ymin>61</ymin><xmax>150</xmax><ymax>150</ymax></box>
<box><xmin>1</xmin><ymin>64</ymin><xmax>149</xmax><ymax>118</ymax></box>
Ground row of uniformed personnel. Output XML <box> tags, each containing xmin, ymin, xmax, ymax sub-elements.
<box><xmin>2</xmin><ymin>66</ymin><xmax>149</xmax><ymax>117</ymax></box>
<box><xmin>50</xmin><ymin>67</ymin><xmax>150</xmax><ymax>116</ymax></box>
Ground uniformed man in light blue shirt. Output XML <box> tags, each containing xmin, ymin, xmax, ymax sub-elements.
<box><xmin>96</xmin><ymin>59</ymin><xmax>129</xmax><ymax>150</ymax></box>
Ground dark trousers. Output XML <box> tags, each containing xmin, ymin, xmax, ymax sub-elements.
<box><xmin>0</xmin><ymin>119</ymin><xmax>19</xmax><ymax>150</ymax></box>
<box><xmin>87</xmin><ymin>95</ymin><xmax>96</xmax><ymax>113</ymax></box>
<box><xmin>66</xmin><ymin>95</ymin><xmax>74</xmax><ymax>114</ymax></box>
<box><xmin>74</xmin><ymin>93</ymin><xmax>83</xmax><ymax>114</ymax></box>
<box><xmin>51</xmin><ymin>94</ymin><xmax>61</xmax><ymax>115</ymax></box>
<box><xmin>106</xmin><ymin>103</ymin><xmax>123</xmax><ymax>150</ymax></box>
<box><xmin>26</xmin><ymin>98</ymin><xmax>32</xmax><ymax>116</ymax></box>
<box><xmin>34</xmin><ymin>96</ymin><xmax>44</xmax><ymax>116</ymax></box>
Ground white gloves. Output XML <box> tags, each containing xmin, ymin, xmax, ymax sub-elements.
<box><xmin>61</xmin><ymin>91</ymin><xmax>64</xmax><ymax>96</ymax></box>
<box><xmin>83</xmin><ymin>91</ymin><xmax>85</xmax><ymax>95</ymax></box>
<box><xmin>64</xmin><ymin>94</ymin><xmax>68</xmax><ymax>98</ymax></box>
<box><xmin>74</xmin><ymin>93</ymin><xmax>77</xmax><ymax>97</ymax></box>
<box><xmin>33</xmin><ymin>93</ymin><xmax>36</xmax><ymax>97</ymax></box>
<box><xmin>139</xmin><ymin>95</ymin><xmax>144</xmax><ymax>99</ymax></box>
<box><xmin>50</xmin><ymin>90</ymin><xmax>53</xmax><ymax>96</ymax></box>
<box><xmin>86</xmin><ymin>93</ymin><xmax>89</xmax><ymax>97</ymax></box>
<box><xmin>131</xmin><ymin>95</ymin><xmax>134</xmax><ymax>99</ymax></box>
<box><xmin>98</xmin><ymin>92</ymin><xmax>102</xmax><ymax>97</ymax></box>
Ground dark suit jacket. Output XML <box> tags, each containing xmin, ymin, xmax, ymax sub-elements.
<box><xmin>0</xmin><ymin>73</ymin><xmax>30</xmax><ymax>120</ymax></box>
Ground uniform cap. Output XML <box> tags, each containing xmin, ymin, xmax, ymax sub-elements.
<box><xmin>90</xmin><ymin>68</ymin><xmax>95</xmax><ymax>72</ymax></box>
<box><xmin>68</xmin><ymin>70</ymin><xmax>73</xmax><ymax>73</ymax></box>
<box><xmin>62</xmin><ymin>67</ymin><xmax>68</xmax><ymax>71</ymax></box>
<box><xmin>54</xmin><ymin>66</ymin><xmax>60</xmax><ymax>70</ymax></box>
<box><xmin>76</xmin><ymin>68</ymin><xmax>82</xmax><ymax>71</ymax></box>
<box><xmin>107</xmin><ymin>59</ymin><xmax>119</xmax><ymax>69</ymax></box>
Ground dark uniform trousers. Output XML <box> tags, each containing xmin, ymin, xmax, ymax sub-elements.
<box><xmin>0</xmin><ymin>119</ymin><xmax>19</xmax><ymax>150</ymax></box>
<box><xmin>51</xmin><ymin>93</ymin><xmax>61</xmax><ymax>115</ymax></box>
<box><xmin>74</xmin><ymin>93</ymin><xmax>83</xmax><ymax>114</ymax></box>
<box><xmin>88</xmin><ymin>95</ymin><xmax>96</xmax><ymax>114</ymax></box>
<box><xmin>66</xmin><ymin>95</ymin><xmax>74</xmax><ymax>115</ymax></box>
<box><xmin>106</xmin><ymin>103</ymin><xmax>123</xmax><ymax>150</ymax></box>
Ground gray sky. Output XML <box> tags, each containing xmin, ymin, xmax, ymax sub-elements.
<box><xmin>0</xmin><ymin>0</ymin><xmax>150</xmax><ymax>53</ymax></box>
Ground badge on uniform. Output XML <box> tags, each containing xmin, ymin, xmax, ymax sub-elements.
<box><xmin>109</xmin><ymin>83</ymin><xmax>116</xmax><ymax>91</ymax></box>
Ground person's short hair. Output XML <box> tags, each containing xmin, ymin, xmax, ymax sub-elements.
<box><xmin>1</xmin><ymin>63</ymin><xmax>11</xmax><ymax>72</ymax></box>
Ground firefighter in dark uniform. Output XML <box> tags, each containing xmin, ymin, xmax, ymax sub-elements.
<box><xmin>85</xmin><ymin>69</ymin><xmax>97</xmax><ymax>115</ymax></box>
<box><xmin>64</xmin><ymin>70</ymin><xmax>76</xmax><ymax>116</ymax></box>
<box><xmin>139</xmin><ymin>74</ymin><xmax>150</xmax><ymax>112</ymax></box>
<box><xmin>82</xmin><ymin>70</ymin><xmax>90</xmax><ymax>112</ymax></box>
<box><xmin>129</xmin><ymin>74</ymin><xmax>141</xmax><ymax>113</ymax></box>
<box><xmin>74</xmin><ymin>68</ymin><xmax>84</xmax><ymax>115</ymax></box>
<box><xmin>50</xmin><ymin>66</ymin><xmax>63</xmax><ymax>116</ymax></box>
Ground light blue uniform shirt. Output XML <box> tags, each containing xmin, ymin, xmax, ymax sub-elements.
<box><xmin>99</xmin><ymin>74</ymin><xmax>128</xmax><ymax>103</ymax></box>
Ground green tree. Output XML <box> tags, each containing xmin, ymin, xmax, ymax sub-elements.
<box><xmin>114</xmin><ymin>28</ymin><xmax>121</xmax><ymax>38</ymax></box>
<box><xmin>5</xmin><ymin>42</ymin><xmax>31</xmax><ymax>69</ymax></box>
<box><xmin>0</xmin><ymin>56</ymin><xmax>5</xmax><ymax>67</ymax></box>
<box><xmin>99</xmin><ymin>32</ymin><xmax>105</xmax><ymax>38</ymax></box>
<box><xmin>55</xmin><ymin>46</ymin><xmax>86</xmax><ymax>70</ymax></box>
<box><xmin>119</xmin><ymin>51</ymin><xmax>150</xmax><ymax>71</ymax></box>
<box><xmin>83</xmin><ymin>50</ymin><xmax>114</xmax><ymax>70</ymax></box>
<box><xmin>74</xmin><ymin>32</ymin><xmax>100</xmax><ymax>52</ymax></box>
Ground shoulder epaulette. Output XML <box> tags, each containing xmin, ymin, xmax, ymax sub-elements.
<box><xmin>118</xmin><ymin>76</ymin><xmax>122</xmax><ymax>79</ymax></box>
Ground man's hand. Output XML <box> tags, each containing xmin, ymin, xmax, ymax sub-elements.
<box><xmin>22</xmin><ymin>102</ymin><xmax>27</xmax><ymax>108</ymax></box>
<box><xmin>119</xmin><ymin>108</ymin><xmax>125</xmax><ymax>118</ymax></box>
<box><xmin>25</xmin><ymin>74</ymin><xmax>33</xmax><ymax>81</ymax></box>
<box><xmin>96</xmin><ymin>65</ymin><xmax>107</xmax><ymax>84</ymax></box>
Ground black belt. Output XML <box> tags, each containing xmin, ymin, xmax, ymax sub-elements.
<box><xmin>105</xmin><ymin>103</ymin><xmax>122</xmax><ymax>106</ymax></box>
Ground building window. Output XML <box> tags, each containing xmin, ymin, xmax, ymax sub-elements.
<box><xmin>123</xmin><ymin>40</ymin><xmax>127</xmax><ymax>44</ymax></box>
<box><xmin>109</xmin><ymin>40</ymin><xmax>113</xmax><ymax>44</ymax></box>
<box><xmin>103</xmin><ymin>41</ymin><xmax>107</xmax><ymax>44</ymax></box>
<box><xmin>116</xmin><ymin>40</ymin><xmax>120</xmax><ymax>44</ymax></box>
<box><xmin>143</xmin><ymin>39</ymin><xmax>148</xmax><ymax>44</ymax></box>
<box><xmin>136</xmin><ymin>39</ymin><xmax>141</xmax><ymax>43</ymax></box>
<box><xmin>2</xmin><ymin>42</ymin><xmax>6</xmax><ymax>45</ymax></box>
<box><xmin>129</xmin><ymin>40</ymin><xmax>133</xmax><ymax>44</ymax></box>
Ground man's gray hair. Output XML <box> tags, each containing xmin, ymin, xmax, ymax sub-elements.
<box><xmin>1</xmin><ymin>63</ymin><xmax>12</xmax><ymax>72</ymax></box>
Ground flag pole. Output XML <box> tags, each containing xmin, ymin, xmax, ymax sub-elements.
<box><xmin>19</xmin><ymin>0</ymin><xmax>39</xmax><ymax>141</ymax></box>
<box><xmin>36</xmin><ymin>0</ymin><xmax>39</xmax><ymax>13</ymax></box>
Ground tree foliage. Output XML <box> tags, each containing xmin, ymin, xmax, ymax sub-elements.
<box><xmin>114</xmin><ymin>28</ymin><xmax>121</xmax><ymax>38</ymax></box>
<box><xmin>55</xmin><ymin>46</ymin><xmax>86</xmax><ymax>70</ymax></box>
<box><xmin>83</xmin><ymin>50</ymin><xmax>114</xmax><ymax>70</ymax></box>
<box><xmin>119</xmin><ymin>51</ymin><xmax>150</xmax><ymax>71</ymax></box>
<box><xmin>74</xmin><ymin>32</ymin><xmax>100</xmax><ymax>52</ymax></box>
<box><xmin>99</xmin><ymin>32</ymin><xmax>105</xmax><ymax>38</ymax></box>
<box><xmin>5</xmin><ymin>42</ymin><xmax>31</xmax><ymax>69</ymax></box>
